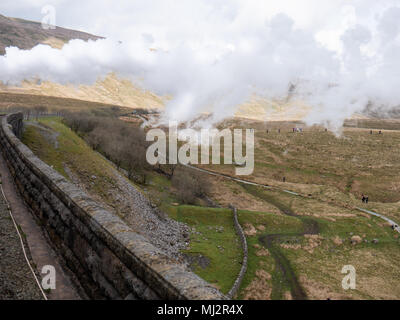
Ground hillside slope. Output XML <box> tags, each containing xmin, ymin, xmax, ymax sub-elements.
<box><xmin>0</xmin><ymin>13</ymin><xmax>372</xmax><ymax>120</ymax></box>
<box><xmin>0</xmin><ymin>13</ymin><xmax>165</xmax><ymax>110</ymax></box>
<box><xmin>0</xmin><ymin>14</ymin><xmax>101</xmax><ymax>54</ymax></box>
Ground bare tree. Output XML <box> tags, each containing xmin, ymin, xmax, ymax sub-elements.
<box><xmin>171</xmin><ymin>167</ymin><xmax>209</xmax><ymax>204</ymax></box>
<box><xmin>64</xmin><ymin>112</ymin><xmax>151</xmax><ymax>185</ymax></box>
<box><xmin>32</xmin><ymin>105</ymin><xmax>48</xmax><ymax>120</ymax></box>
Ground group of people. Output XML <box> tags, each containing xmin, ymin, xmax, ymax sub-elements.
<box><xmin>266</xmin><ymin>128</ymin><xmax>382</xmax><ymax>135</ymax></box>
<box><xmin>266</xmin><ymin>128</ymin><xmax>304</xmax><ymax>133</ymax></box>
<box><xmin>361</xmin><ymin>194</ymin><xmax>369</xmax><ymax>203</ymax></box>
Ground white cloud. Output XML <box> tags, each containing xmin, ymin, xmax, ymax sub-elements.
<box><xmin>0</xmin><ymin>1</ymin><xmax>400</xmax><ymax>128</ymax></box>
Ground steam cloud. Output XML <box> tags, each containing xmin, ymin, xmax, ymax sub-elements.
<box><xmin>1</xmin><ymin>1</ymin><xmax>400</xmax><ymax>129</ymax></box>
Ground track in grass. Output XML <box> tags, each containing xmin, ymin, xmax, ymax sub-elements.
<box><xmin>242</xmin><ymin>183</ymin><xmax>319</xmax><ymax>300</ymax></box>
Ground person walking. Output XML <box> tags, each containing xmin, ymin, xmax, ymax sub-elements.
<box><xmin>365</xmin><ymin>195</ymin><xmax>369</xmax><ymax>204</ymax></box>
<box><xmin>361</xmin><ymin>194</ymin><xmax>365</xmax><ymax>203</ymax></box>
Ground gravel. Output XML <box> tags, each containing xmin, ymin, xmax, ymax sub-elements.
<box><xmin>111</xmin><ymin>171</ymin><xmax>190</xmax><ymax>258</ymax></box>
<box><xmin>64</xmin><ymin>164</ymin><xmax>190</xmax><ymax>260</ymax></box>
<box><xmin>0</xmin><ymin>185</ymin><xmax>43</xmax><ymax>300</ymax></box>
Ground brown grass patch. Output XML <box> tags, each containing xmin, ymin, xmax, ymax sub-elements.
<box><xmin>208</xmin><ymin>177</ymin><xmax>282</xmax><ymax>214</ymax></box>
<box><xmin>243</xmin><ymin>223</ymin><xmax>257</xmax><ymax>236</ymax></box>
<box><xmin>350</xmin><ymin>235</ymin><xmax>362</xmax><ymax>245</ymax></box>
<box><xmin>332</xmin><ymin>236</ymin><xmax>343</xmax><ymax>246</ymax></box>
<box><xmin>299</xmin><ymin>276</ymin><xmax>349</xmax><ymax>300</ymax></box>
<box><xmin>281</xmin><ymin>243</ymin><xmax>301</xmax><ymax>250</ymax></box>
<box><xmin>242</xmin><ymin>270</ymin><xmax>272</xmax><ymax>300</ymax></box>
<box><xmin>303</xmin><ymin>234</ymin><xmax>324</xmax><ymax>253</ymax></box>
<box><xmin>284</xmin><ymin>291</ymin><xmax>293</xmax><ymax>300</ymax></box>
<box><xmin>255</xmin><ymin>248</ymin><xmax>270</xmax><ymax>257</ymax></box>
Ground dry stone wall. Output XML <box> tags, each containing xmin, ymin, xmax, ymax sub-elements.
<box><xmin>0</xmin><ymin>113</ymin><xmax>225</xmax><ymax>300</ymax></box>
<box><xmin>227</xmin><ymin>206</ymin><xmax>248</xmax><ymax>299</ymax></box>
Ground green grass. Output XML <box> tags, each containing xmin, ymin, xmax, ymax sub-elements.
<box><xmin>22</xmin><ymin>122</ymin><xmax>68</xmax><ymax>177</ymax></box>
<box><xmin>233</xmin><ymin>183</ymin><xmax>400</xmax><ymax>299</ymax></box>
<box><xmin>22</xmin><ymin>117</ymin><xmax>120</xmax><ymax>208</ymax></box>
<box><xmin>236</xmin><ymin>210</ymin><xmax>304</xmax><ymax>299</ymax></box>
<box><xmin>145</xmin><ymin>172</ymin><xmax>180</xmax><ymax>206</ymax></box>
<box><xmin>238</xmin><ymin>209</ymin><xmax>303</xmax><ymax>234</ymax></box>
<box><xmin>165</xmin><ymin>205</ymin><xmax>242</xmax><ymax>294</ymax></box>
<box><xmin>201</xmin><ymin>118</ymin><xmax>400</xmax><ymax>203</ymax></box>
<box><xmin>283</xmin><ymin>226</ymin><xmax>400</xmax><ymax>299</ymax></box>
<box><xmin>22</xmin><ymin>114</ymin><xmax>400</xmax><ymax>299</ymax></box>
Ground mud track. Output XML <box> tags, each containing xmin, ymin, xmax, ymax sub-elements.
<box><xmin>242</xmin><ymin>183</ymin><xmax>319</xmax><ymax>300</ymax></box>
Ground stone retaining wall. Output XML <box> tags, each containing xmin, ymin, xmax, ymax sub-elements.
<box><xmin>0</xmin><ymin>113</ymin><xmax>225</xmax><ymax>300</ymax></box>
<box><xmin>227</xmin><ymin>206</ymin><xmax>248</xmax><ymax>299</ymax></box>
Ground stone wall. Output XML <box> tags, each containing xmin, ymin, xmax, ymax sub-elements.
<box><xmin>0</xmin><ymin>113</ymin><xmax>225</xmax><ymax>300</ymax></box>
<box><xmin>7</xmin><ymin>113</ymin><xmax>23</xmax><ymax>139</ymax></box>
<box><xmin>227</xmin><ymin>206</ymin><xmax>248</xmax><ymax>299</ymax></box>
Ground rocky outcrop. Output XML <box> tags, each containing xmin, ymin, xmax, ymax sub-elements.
<box><xmin>0</xmin><ymin>112</ymin><xmax>225</xmax><ymax>300</ymax></box>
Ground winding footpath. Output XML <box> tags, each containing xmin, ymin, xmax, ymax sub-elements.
<box><xmin>356</xmin><ymin>208</ymin><xmax>399</xmax><ymax>233</ymax></box>
<box><xmin>241</xmin><ymin>183</ymin><xmax>318</xmax><ymax>300</ymax></box>
<box><xmin>185</xmin><ymin>164</ymin><xmax>400</xmax><ymax>232</ymax></box>
<box><xmin>185</xmin><ymin>164</ymin><xmax>400</xmax><ymax>300</ymax></box>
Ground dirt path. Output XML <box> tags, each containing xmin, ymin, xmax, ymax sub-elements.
<box><xmin>186</xmin><ymin>164</ymin><xmax>400</xmax><ymax>300</ymax></box>
<box><xmin>356</xmin><ymin>207</ymin><xmax>399</xmax><ymax>233</ymax></box>
<box><xmin>242</xmin><ymin>183</ymin><xmax>318</xmax><ymax>300</ymax></box>
<box><xmin>186</xmin><ymin>164</ymin><xmax>400</xmax><ymax>230</ymax></box>
<box><xmin>0</xmin><ymin>152</ymin><xmax>81</xmax><ymax>300</ymax></box>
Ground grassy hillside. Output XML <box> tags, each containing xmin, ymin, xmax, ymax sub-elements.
<box><xmin>0</xmin><ymin>92</ymin><xmax>132</xmax><ymax>115</ymax></box>
<box><xmin>22</xmin><ymin>117</ymin><xmax>120</xmax><ymax>204</ymax></box>
<box><xmin>200</xmin><ymin>118</ymin><xmax>400</xmax><ymax>205</ymax></box>
<box><xmin>1</xmin><ymin>73</ymin><xmax>166</xmax><ymax>111</ymax></box>
<box><xmin>21</xmin><ymin>118</ymin><xmax>242</xmax><ymax>294</ymax></box>
<box><xmin>0</xmin><ymin>14</ymin><xmax>164</xmax><ymax>111</ymax></box>
<box><xmin>0</xmin><ymin>14</ymin><xmax>100</xmax><ymax>55</ymax></box>
<box><xmin>21</xmin><ymin>115</ymin><xmax>400</xmax><ymax>300</ymax></box>
<box><xmin>166</xmin><ymin>205</ymin><xmax>242</xmax><ymax>294</ymax></box>
<box><xmin>236</xmin><ymin>184</ymin><xmax>400</xmax><ymax>300</ymax></box>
